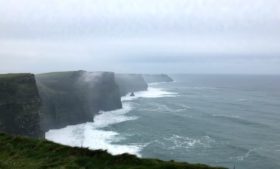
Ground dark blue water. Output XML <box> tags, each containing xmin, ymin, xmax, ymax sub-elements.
<box><xmin>110</xmin><ymin>75</ymin><xmax>280</xmax><ymax>169</ymax></box>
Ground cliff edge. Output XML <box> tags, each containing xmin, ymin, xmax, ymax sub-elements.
<box><xmin>0</xmin><ymin>74</ymin><xmax>42</xmax><ymax>137</ymax></box>
<box><xmin>115</xmin><ymin>74</ymin><xmax>148</xmax><ymax>96</ymax></box>
<box><xmin>36</xmin><ymin>71</ymin><xmax>122</xmax><ymax>131</ymax></box>
<box><xmin>143</xmin><ymin>74</ymin><xmax>173</xmax><ymax>83</ymax></box>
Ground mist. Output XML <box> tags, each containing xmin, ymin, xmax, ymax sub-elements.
<box><xmin>0</xmin><ymin>0</ymin><xmax>279</xmax><ymax>74</ymax></box>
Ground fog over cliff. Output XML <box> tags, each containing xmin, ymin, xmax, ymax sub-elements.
<box><xmin>0</xmin><ymin>0</ymin><xmax>280</xmax><ymax>74</ymax></box>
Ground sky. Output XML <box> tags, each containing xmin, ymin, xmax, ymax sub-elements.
<box><xmin>0</xmin><ymin>0</ymin><xmax>280</xmax><ymax>74</ymax></box>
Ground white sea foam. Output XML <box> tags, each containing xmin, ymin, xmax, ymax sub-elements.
<box><xmin>92</xmin><ymin>103</ymin><xmax>137</xmax><ymax>128</ymax></box>
<box><xmin>163</xmin><ymin>135</ymin><xmax>215</xmax><ymax>150</ymax></box>
<box><xmin>122</xmin><ymin>87</ymin><xmax>178</xmax><ymax>101</ymax></box>
<box><xmin>46</xmin><ymin>86</ymin><xmax>178</xmax><ymax>157</ymax></box>
<box><xmin>46</xmin><ymin>103</ymin><xmax>142</xmax><ymax>156</ymax></box>
<box><xmin>145</xmin><ymin>135</ymin><xmax>215</xmax><ymax>151</ymax></box>
<box><xmin>231</xmin><ymin>147</ymin><xmax>259</xmax><ymax>161</ymax></box>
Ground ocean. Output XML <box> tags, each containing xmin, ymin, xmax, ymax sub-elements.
<box><xmin>46</xmin><ymin>74</ymin><xmax>280</xmax><ymax>169</ymax></box>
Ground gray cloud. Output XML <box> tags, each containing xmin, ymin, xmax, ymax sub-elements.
<box><xmin>0</xmin><ymin>0</ymin><xmax>280</xmax><ymax>74</ymax></box>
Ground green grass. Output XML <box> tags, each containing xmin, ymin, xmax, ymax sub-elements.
<box><xmin>0</xmin><ymin>73</ymin><xmax>32</xmax><ymax>79</ymax></box>
<box><xmin>0</xmin><ymin>133</ymin><xmax>227</xmax><ymax>169</ymax></box>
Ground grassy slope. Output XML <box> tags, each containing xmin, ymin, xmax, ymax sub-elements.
<box><xmin>0</xmin><ymin>133</ymin><xmax>227</xmax><ymax>169</ymax></box>
<box><xmin>0</xmin><ymin>73</ymin><xmax>32</xmax><ymax>78</ymax></box>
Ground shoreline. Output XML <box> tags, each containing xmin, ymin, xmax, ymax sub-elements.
<box><xmin>45</xmin><ymin>83</ymin><xmax>177</xmax><ymax>157</ymax></box>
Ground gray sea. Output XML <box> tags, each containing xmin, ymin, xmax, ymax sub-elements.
<box><xmin>46</xmin><ymin>74</ymin><xmax>280</xmax><ymax>169</ymax></box>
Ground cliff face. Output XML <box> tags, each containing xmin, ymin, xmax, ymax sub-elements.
<box><xmin>143</xmin><ymin>74</ymin><xmax>173</xmax><ymax>83</ymax></box>
<box><xmin>0</xmin><ymin>71</ymin><xmax>172</xmax><ymax>136</ymax></box>
<box><xmin>0</xmin><ymin>74</ymin><xmax>42</xmax><ymax>137</ymax></box>
<box><xmin>36</xmin><ymin>71</ymin><xmax>122</xmax><ymax>131</ymax></box>
<box><xmin>115</xmin><ymin>74</ymin><xmax>148</xmax><ymax>96</ymax></box>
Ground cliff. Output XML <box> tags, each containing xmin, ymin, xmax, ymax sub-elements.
<box><xmin>0</xmin><ymin>72</ymin><xmax>173</xmax><ymax>136</ymax></box>
<box><xmin>0</xmin><ymin>74</ymin><xmax>42</xmax><ymax>137</ymax></box>
<box><xmin>115</xmin><ymin>74</ymin><xmax>148</xmax><ymax>96</ymax></box>
<box><xmin>36</xmin><ymin>71</ymin><xmax>122</xmax><ymax>131</ymax></box>
<box><xmin>0</xmin><ymin>72</ymin><xmax>227</xmax><ymax>169</ymax></box>
<box><xmin>143</xmin><ymin>74</ymin><xmax>173</xmax><ymax>83</ymax></box>
<box><xmin>0</xmin><ymin>133</ymin><xmax>227</xmax><ymax>169</ymax></box>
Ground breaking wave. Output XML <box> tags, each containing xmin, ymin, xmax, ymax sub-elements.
<box><xmin>46</xmin><ymin>103</ymin><xmax>142</xmax><ymax>156</ymax></box>
<box><xmin>122</xmin><ymin>87</ymin><xmax>178</xmax><ymax>101</ymax></box>
<box><xmin>46</xmin><ymin>86</ymin><xmax>178</xmax><ymax>157</ymax></box>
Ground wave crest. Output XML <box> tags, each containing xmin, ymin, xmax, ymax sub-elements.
<box><xmin>122</xmin><ymin>87</ymin><xmax>178</xmax><ymax>101</ymax></box>
<box><xmin>46</xmin><ymin>103</ymin><xmax>142</xmax><ymax>156</ymax></box>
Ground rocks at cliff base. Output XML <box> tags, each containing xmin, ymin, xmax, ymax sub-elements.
<box><xmin>0</xmin><ymin>73</ymin><xmax>42</xmax><ymax>137</ymax></box>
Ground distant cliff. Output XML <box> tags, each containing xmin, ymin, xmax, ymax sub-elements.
<box><xmin>0</xmin><ymin>71</ymin><xmax>173</xmax><ymax>136</ymax></box>
<box><xmin>143</xmin><ymin>74</ymin><xmax>173</xmax><ymax>83</ymax></box>
<box><xmin>0</xmin><ymin>74</ymin><xmax>42</xmax><ymax>137</ymax></box>
<box><xmin>115</xmin><ymin>74</ymin><xmax>148</xmax><ymax>96</ymax></box>
<box><xmin>0</xmin><ymin>72</ymin><xmax>227</xmax><ymax>169</ymax></box>
<box><xmin>36</xmin><ymin>71</ymin><xmax>122</xmax><ymax>132</ymax></box>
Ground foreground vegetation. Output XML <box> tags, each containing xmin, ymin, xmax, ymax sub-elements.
<box><xmin>0</xmin><ymin>133</ymin><xmax>227</xmax><ymax>169</ymax></box>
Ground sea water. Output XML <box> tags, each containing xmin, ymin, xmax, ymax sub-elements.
<box><xmin>46</xmin><ymin>74</ymin><xmax>280</xmax><ymax>169</ymax></box>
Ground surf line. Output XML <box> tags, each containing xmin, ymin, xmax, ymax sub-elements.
<box><xmin>46</xmin><ymin>85</ymin><xmax>177</xmax><ymax>156</ymax></box>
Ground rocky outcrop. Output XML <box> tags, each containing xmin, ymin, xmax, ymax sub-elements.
<box><xmin>36</xmin><ymin>71</ymin><xmax>122</xmax><ymax>132</ymax></box>
<box><xmin>143</xmin><ymin>74</ymin><xmax>173</xmax><ymax>83</ymax></box>
<box><xmin>0</xmin><ymin>74</ymin><xmax>42</xmax><ymax>137</ymax></box>
<box><xmin>115</xmin><ymin>74</ymin><xmax>148</xmax><ymax>96</ymax></box>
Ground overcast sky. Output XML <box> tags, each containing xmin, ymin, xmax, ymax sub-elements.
<box><xmin>0</xmin><ymin>0</ymin><xmax>280</xmax><ymax>74</ymax></box>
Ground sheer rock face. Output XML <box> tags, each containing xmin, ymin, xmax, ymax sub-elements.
<box><xmin>0</xmin><ymin>74</ymin><xmax>42</xmax><ymax>137</ymax></box>
<box><xmin>115</xmin><ymin>74</ymin><xmax>148</xmax><ymax>96</ymax></box>
<box><xmin>0</xmin><ymin>71</ymin><xmax>173</xmax><ymax>137</ymax></box>
<box><xmin>143</xmin><ymin>74</ymin><xmax>173</xmax><ymax>83</ymax></box>
<box><xmin>36</xmin><ymin>71</ymin><xmax>122</xmax><ymax>132</ymax></box>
